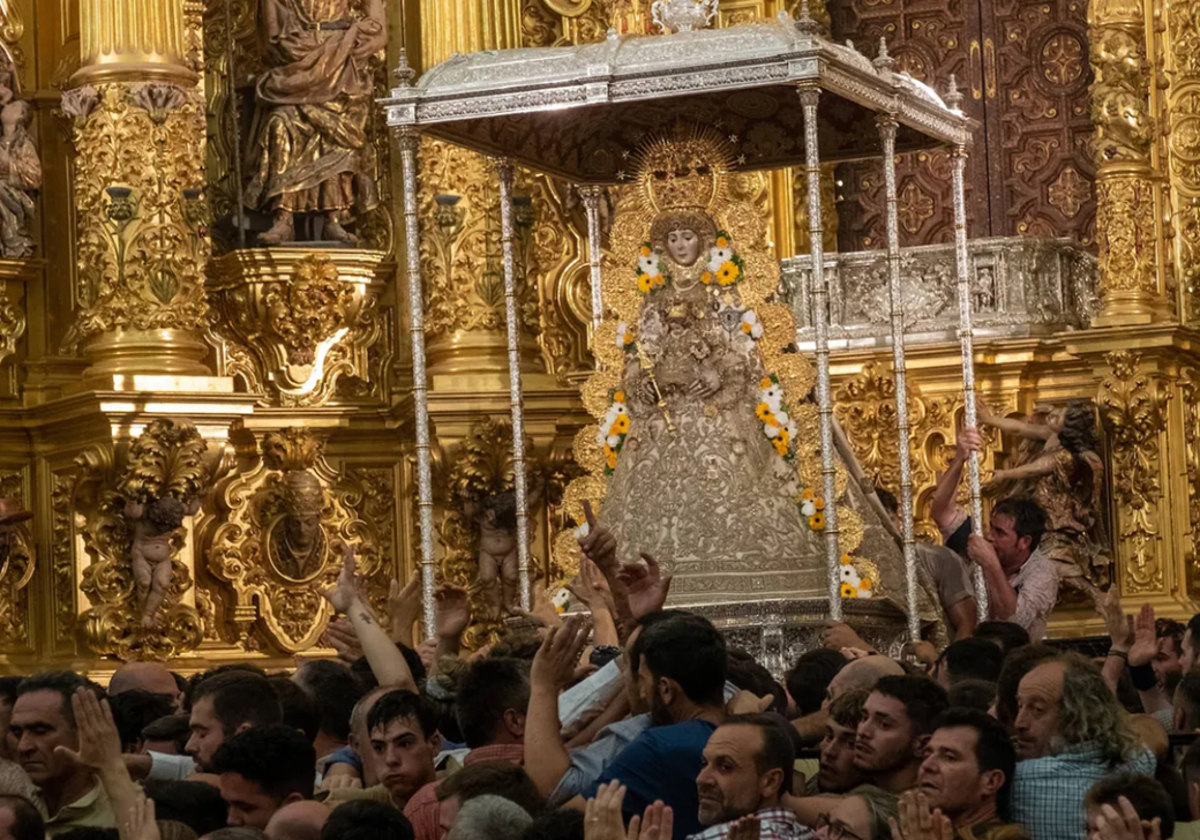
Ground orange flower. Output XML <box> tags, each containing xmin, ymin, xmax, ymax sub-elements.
<box><xmin>613</xmin><ymin>414</ymin><xmax>630</xmax><ymax>434</ymax></box>
<box><xmin>716</xmin><ymin>236</ymin><xmax>730</xmax><ymax>249</ymax></box>
<box><xmin>606</xmin><ymin>450</ymin><xmax>618</xmax><ymax>469</ymax></box>
<box><xmin>603</xmin><ymin>444</ymin><xmax>614</xmax><ymax>458</ymax></box>
<box><xmin>773</xmin><ymin>437</ymin><xmax>789</xmax><ymax>456</ymax></box>
<box><xmin>801</xmin><ymin>488</ymin><xmax>814</xmax><ymax>501</ymax></box>
<box><xmin>860</xmin><ymin>578</ymin><xmax>873</xmax><ymax>591</ymax></box>
<box><xmin>760</xmin><ymin>377</ymin><xmax>773</xmax><ymax>390</ymax></box>
<box><xmin>755</xmin><ymin>402</ymin><xmax>773</xmax><ymax>421</ymax></box>
<box><xmin>640</xmin><ymin>245</ymin><xmax>652</xmax><ymax>257</ymax></box>
<box><xmin>701</xmin><ymin>271</ymin><xmax>714</xmax><ymax>285</ymax></box>
<box><xmin>814</xmin><ymin>497</ymin><xmax>825</xmax><ymax>511</ymax></box>
<box><xmin>810</xmin><ymin>512</ymin><xmax>826</xmax><ymax>530</ymax></box>
<box><xmin>613</xmin><ymin>391</ymin><xmax>626</xmax><ymax>403</ymax></box>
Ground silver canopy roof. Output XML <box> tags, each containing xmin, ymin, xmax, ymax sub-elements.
<box><xmin>380</xmin><ymin>12</ymin><xmax>976</xmax><ymax>184</ymax></box>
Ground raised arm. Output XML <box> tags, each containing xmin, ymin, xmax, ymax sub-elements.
<box><xmin>931</xmin><ymin>427</ymin><xmax>981</xmax><ymax>533</ymax></box>
<box><xmin>578</xmin><ymin>501</ymin><xmax>636</xmax><ymax>640</ymax></box>
<box><xmin>991</xmin><ymin>452</ymin><xmax>1060</xmax><ymax>484</ymax></box>
<box><xmin>323</xmin><ymin>545</ymin><xmax>417</xmax><ymax>693</ymax></box>
<box><xmin>977</xmin><ymin>401</ymin><xmax>1052</xmax><ymax>441</ymax></box>
<box><xmin>525</xmin><ymin>616</ymin><xmax>593</xmax><ymax>798</ymax></box>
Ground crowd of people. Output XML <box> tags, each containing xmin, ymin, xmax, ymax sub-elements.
<box><xmin>0</xmin><ymin>425</ymin><xmax>1190</xmax><ymax>840</ymax></box>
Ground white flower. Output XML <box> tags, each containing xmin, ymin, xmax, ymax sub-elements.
<box><xmin>596</xmin><ymin>429</ymin><xmax>609</xmax><ymax>448</ymax></box>
<box><xmin>750</xmin><ymin>323</ymin><xmax>763</xmax><ymax>340</ymax></box>
<box><xmin>711</xmin><ymin>246</ymin><xmax>734</xmax><ymax>264</ymax></box>
<box><xmin>741</xmin><ymin>310</ymin><xmax>758</xmax><ymax>325</ymax></box>
<box><xmin>841</xmin><ymin>566</ymin><xmax>858</xmax><ymax>582</ymax></box>
<box><xmin>764</xmin><ymin>421</ymin><xmax>780</xmax><ymax>439</ymax></box>
<box><xmin>613</xmin><ymin>403</ymin><xmax>628</xmax><ymax>416</ymax></box>
<box><xmin>774</xmin><ymin>410</ymin><xmax>790</xmax><ymax>426</ymax></box>
<box><xmin>801</xmin><ymin>500</ymin><xmax>816</xmax><ymax>516</ymax></box>
<box><xmin>607</xmin><ymin>434</ymin><xmax>621</xmax><ymax>448</ymax></box>
<box><xmin>574</xmin><ymin>522</ymin><xmax>591</xmax><ymax>540</ymax></box>
<box><xmin>786</xmin><ymin>421</ymin><xmax>798</xmax><ymax>438</ymax></box>
<box><xmin>638</xmin><ymin>255</ymin><xmax>659</xmax><ymax>275</ymax></box>
<box><xmin>761</xmin><ymin>385</ymin><xmax>783</xmax><ymax>411</ymax></box>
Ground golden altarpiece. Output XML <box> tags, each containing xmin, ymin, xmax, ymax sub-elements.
<box><xmin>0</xmin><ymin>0</ymin><xmax>1195</xmax><ymax>672</ymax></box>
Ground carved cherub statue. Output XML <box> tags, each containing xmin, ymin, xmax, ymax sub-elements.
<box><xmin>471</xmin><ymin>490</ymin><xmax>520</xmax><ymax>619</ymax></box>
<box><xmin>126</xmin><ymin>494</ymin><xmax>200</xmax><ymax>628</ymax></box>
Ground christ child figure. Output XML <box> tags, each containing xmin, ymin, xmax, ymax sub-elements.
<box><xmin>126</xmin><ymin>495</ymin><xmax>201</xmax><ymax>627</ymax></box>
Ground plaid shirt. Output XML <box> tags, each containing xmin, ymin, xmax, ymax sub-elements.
<box><xmin>1011</xmin><ymin>744</ymin><xmax>1155</xmax><ymax>840</ymax></box>
<box><xmin>404</xmin><ymin>743</ymin><xmax>525</xmax><ymax>840</ymax></box>
<box><xmin>686</xmin><ymin>808</ymin><xmax>814</xmax><ymax>840</ymax></box>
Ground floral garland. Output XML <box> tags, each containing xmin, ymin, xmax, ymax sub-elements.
<box><xmin>798</xmin><ymin>487</ymin><xmax>826</xmax><ymax>532</ymax></box>
<box><xmin>636</xmin><ymin>244</ymin><xmax>668</xmax><ymax>294</ymax></box>
<box><xmin>839</xmin><ymin>554</ymin><xmax>875</xmax><ymax>599</ymax></box>
<box><xmin>596</xmin><ymin>390</ymin><xmax>630</xmax><ymax>474</ymax></box>
<box><xmin>755</xmin><ymin>376</ymin><xmax>798</xmax><ymax>460</ymax></box>
<box><xmin>701</xmin><ymin>232</ymin><xmax>745</xmax><ymax>287</ymax></box>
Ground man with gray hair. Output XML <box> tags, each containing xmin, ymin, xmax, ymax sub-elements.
<box><xmin>1011</xmin><ymin>653</ymin><xmax>1156</xmax><ymax>840</ymax></box>
<box><xmin>445</xmin><ymin>795</ymin><xmax>532</xmax><ymax>840</ymax></box>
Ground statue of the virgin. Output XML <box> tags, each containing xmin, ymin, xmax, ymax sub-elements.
<box><xmin>561</xmin><ymin>127</ymin><xmax>921</xmax><ymax>614</ymax></box>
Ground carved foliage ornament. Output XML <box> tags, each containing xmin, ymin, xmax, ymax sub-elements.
<box><xmin>1098</xmin><ymin>351</ymin><xmax>1171</xmax><ymax>593</ymax></box>
<box><xmin>0</xmin><ymin>470</ymin><xmax>33</xmax><ymax>650</ymax></box>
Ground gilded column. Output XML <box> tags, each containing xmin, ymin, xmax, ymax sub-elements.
<box><xmin>1089</xmin><ymin>0</ymin><xmax>1172</xmax><ymax>325</ymax></box>
<box><xmin>1166</xmin><ymin>0</ymin><xmax>1200</xmax><ymax>319</ymax></box>
<box><xmin>65</xmin><ymin>0</ymin><xmax>210</xmax><ymax>379</ymax></box>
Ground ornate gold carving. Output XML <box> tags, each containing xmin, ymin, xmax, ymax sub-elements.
<box><xmin>1098</xmin><ymin>350</ymin><xmax>1172</xmax><ymax>593</ymax></box>
<box><xmin>69</xmin><ymin>83</ymin><xmax>209</xmax><ymax>347</ymax></box>
<box><xmin>76</xmin><ymin>420</ymin><xmax>216</xmax><ymax>660</ymax></box>
<box><xmin>207</xmin><ymin>249</ymin><xmax>385</xmax><ymax>406</ymax></box>
<box><xmin>1048</xmin><ymin>165</ymin><xmax>1092</xmax><ymax>219</ymax></box>
<box><xmin>0</xmin><ymin>469</ymin><xmax>33</xmax><ymax>650</ymax></box>
<box><xmin>1167</xmin><ymin>0</ymin><xmax>1200</xmax><ymax>320</ymax></box>
<box><xmin>74</xmin><ymin>0</ymin><xmax>197</xmax><ymax>87</ymax></box>
<box><xmin>1180</xmin><ymin>366</ymin><xmax>1200</xmax><ymax>597</ymax></box>
<box><xmin>0</xmin><ymin>275</ymin><xmax>25</xmax><ymax>372</ymax></box>
<box><xmin>205</xmin><ymin>428</ymin><xmax>386</xmax><ymax>653</ymax></box>
<box><xmin>51</xmin><ymin>473</ymin><xmax>76</xmax><ymax>645</ymax></box>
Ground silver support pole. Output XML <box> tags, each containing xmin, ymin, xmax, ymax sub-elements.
<box><xmin>579</xmin><ymin>186</ymin><xmax>605</xmax><ymax>332</ymax></box>
<box><xmin>799</xmin><ymin>87</ymin><xmax>842</xmax><ymax>621</ymax></box>
<box><xmin>398</xmin><ymin>128</ymin><xmax>438</xmax><ymax>636</ymax></box>
<box><xmin>879</xmin><ymin>116</ymin><xmax>921</xmax><ymax>642</ymax></box>
<box><xmin>496</xmin><ymin>160</ymin><xmax>533</xmax><ymax>612</ymax></box>
<box><xmin>951</xmin><ymin>144</ymin><xmax>989</xmax><ymax>620</ymax></box>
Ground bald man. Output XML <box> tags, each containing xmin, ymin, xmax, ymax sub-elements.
<box><xmin>265</xmin><ymin>800</ymin><xmax>329</xmax><ymax>840</ymax></box>
<box><xmin>109</xmin><ymin>664</ymin><xmax>180</xmax><ymax>702</ymax></box>
<box><xmin>828</xmin><ymin>656</ymin><xmax>905</xmax><ymax>700</ymax></box>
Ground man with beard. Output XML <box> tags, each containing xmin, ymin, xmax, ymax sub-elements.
<box><xmin>854</xmin><ymin>676</ymin><xmax>948</xmax><ymax>794</ymax></box>
<box><xmin>895</xmin><ymin>708</ymin><xmax>1018</xmax><ymax>840</ymax></box>
<box><xmin>185</xmin><ymin>672</ymin><xmax>284</xmax><ymax>775</ymax></box>
<box><xmin>816</xmin><ymin>690</ymin><xmax>868</xmax><ymax>795</ymax></box>
<box><xmin>580</xmin><ymin>614</ymin><xmax>728</xmax><ymax>840</ymax></box>
<box><xmin>690</xmin><ymin>714</ymin><xmax>808</xmax><ymax>839</ymax></box>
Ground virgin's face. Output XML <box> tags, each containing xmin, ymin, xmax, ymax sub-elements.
<box><xmin>666</xmin><ymin>228</ymin><xmax>704</xmax><ymax>266</ymax></box>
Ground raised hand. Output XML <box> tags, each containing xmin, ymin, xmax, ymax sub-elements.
<box><xmin>322</xmin><ymin>543</ymin><xmax>362</xmax><ymax>615</ymax></box>
<box><xmin>531</xmin><ymin>613</ymin><xmax>592</xmax><ymax>691</ymax></box>
<box><xmin>578</xmin><ymin>500</ymin><xmax>618</xmax><ymax>571</ymax></box>
<box><xmin>890</xmin><ymin>791</ymin><xmax>955</xmax><ymax>840</ymax></box>
<box><xmin>618</xmin><ymin>553</ymin><xmax>672</xmax><ymax>620</ymax></box>
<box><xmin>821</xmin><ymin>620</ymin><xmax>871</xmax><ymax>653</ymax></box>
<box><xmin>631</xmin><ymin>801</ymin><xmax>674</xmax><ymax>840</ymax></box>
<box><xmin>585</xmin><ymin>781</ymin><xmax>630</xmax><ymax>840</ymax></box>
<box><xmin>1128</xmin><ymin>603</ymin><xmax>1157</xmax><ymax>668</ymax></box>
<box><xmin>955</xmin><ymin>426</ymin><xmax>984</xmax><ymax>461</ymax></box>
<box><xmin>55</xmin><ymin>688</ymin><xmax>123</xmax><ymax>773</ymax></box>
<box><xmin>1092</xmin><ymin>796</ymin><xmax>1162</xmax><ymax>840</ymax></box>
<box><xmin>1096</xmin><ymin>589</ymin><xmax>1133</xmax><ymax>652</ymax></box>
<box><xmin>388</xmin><ymin>576</ymin><xmax>422</xmax><ymax>645</ymax></box>
<box><xmin>568</xmin><ymin>558</ymin><xmax>613</xmax><ymax>613</ymax></box>
<box><xmin>120</xmin><ymin>795</ymin><xmax>162</xmax><ymax>840</ymax></box>
<box><xmin>435</xmin><ymin>585</ymin><xmax>471</xmax><ymax>640</ymax></box>
<box><xmin>322</xmin><ymin>617</ymin><xmax>364</xmax><ymax>662</ymax></box>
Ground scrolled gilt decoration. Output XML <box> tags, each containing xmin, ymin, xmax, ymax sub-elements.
<box><xmin>207</xmin><ymin>249</ymin><xmax>385</xmax><ymax>406</ymax></box>
<box><xmin>1098</xmin><ymin>350</ymin><xmax>1172</xmax><ymax>592</ymax></box>
<box><xmin>0</xmin><ymin>280</ymin><xmax>25</xmax><ymax>370</ymax></box>
<box><xmin>69</xmin><ymin>83</ymin><xmax>209</xmax><ymax>341</ymax></box>
<box><xmin>0</xmin><ymin>470</ymin><xmax>33</xmax><ymax>651</ymax></box>
<box><xmin>1167</xmin><ymin>0</ymin><xmax>1200</xmax><ymax>319</ymax></box>
<box><xmin>1181</xmin><ymin>366</ymin><xmax>1200</xmax><ymax>596</ymax></box>
<box><xmin>203</xmin><ymin>428</ymin><xmax>387</xmax><ymax>653</ymax></box>
<box><xmin>76</xmin><ymin>419</ymin><xmax>219</xmax><ymax>661</ymax></box>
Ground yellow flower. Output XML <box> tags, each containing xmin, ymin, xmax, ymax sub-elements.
<box><xmin>603</xmin><ymin>444</ymin><xmax>614</xmax><ymax>458</ymax></box>
<box><xmin>637</xmin><ymin>273</ymin><xmax>653</xmax><ymax>293</ymax></box>
<box><xmin>810</xmin><ymin>512</ymin><xmax>826</xmax><ymax>530</ymax></box>
<box><xmin>742</xmin><ymin>322</ymin><xmax>753</xmax><ymax>334</ymax></box>
<box><xmin>653</xmin><ymin>274</ymin><xmax>665</xmax><ymax>287</ymax></box>
<box><xmin>621</xmin><ymin>332</ymin><xmax>633</xmax><ymax>346</ymax></box>
<box><xmin>776</xmin><ymin>429</ymin><xmax>790</xmax><ymax>448</ymax></box>
<box><xmin>840</xmin><ymin>582</ymin><xmax>857</xmax><ymax>598</ymax></box>
<box><xmin>840</xmin><ymin>555</ymin><xmax>852</xmax><ymax>566</ymax></box>
<box><xmin>716</xmin><ymin>260</ymin><xmax>740</xmax><ymax>286</ymax></box>
<box><xmin>773</xmin><ymin>438</ymin><xmax>789</xmax><ymax>457</ymax></box>
<box><xmin>701</xmin><ymin>271</ymin><xmax>714</xmax><ymax>285</ymax></box>
<box><xmin>640</xmin><ymin>245</ymin><xmax>652</xmax><ymax>257</ymax></box>
<box><xmin>755</xmin><ymin>402</ymin><xmax>773</xmax><ymax>421</ymax></box>
<box><xmin>613</xmin><ymin>391</ymin><xmax>626</xmax><ymax>403</ymax></box>
<box><xmin>760</xmin><ymin>377</ymin><xmax>773</xmax><ymax>390</ymax></box>
<box><xmin>814</xmin><ymin>497</ymin><xmax>825</xmax><ymax>511</ymax></box>
<box><xmin>860</xmin><ymin>578</ymin><xmax>873</xmax><ymax>591</ymax></box>
<box><xmin>613</xmin><ymin>414</ymin><xmax>630</xmax><ymax>434</ymax></box>
<box><xmin>716</xmin><ymin>236</ymin><xmax>729</xmax><ymax>249</ymax></box>
<box><xmin>606</xmin><ymin>450</ymin><xmax>618</xmax><ymax>469</ymax></box>
<box><xmin>801</xmin><ymin>488</ymin><xmax>814</xmax><ymax>501</ymax></box>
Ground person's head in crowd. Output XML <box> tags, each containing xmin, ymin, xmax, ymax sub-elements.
<box><xmin>947</xmin><ymin>680</ymin><xmax>997</xmax><ymax>713</ymax></box>
<box><xmin>994</xmin><ymin>644</ymin><xmax>1058</xmax><ymax>729</ymax></box>
<box><xmin>142</xmin><ymin>712</ymin><xmax>191</xmax><ymax>755</ymax></box>
<box><xmin>183</xmin><ymin>665</ymin><xmax>267</xmax><ymax>712</ymax></box>
<box><xmin>696</xmin><ymin>714</ymin><xmax>794</xmax><ymax>827</ymax></box>
<box><xmin>109</xmin><ymin>663</ymin><xmax>181</xmax><ymax>703</ymax></box>
<box><xmin>934</xmin><ymin>639</ymin><xmax>1004</xmax><ymax>689</ymax></box>
<box><xmin>187</xmin><ymin>672</ymin><xmax>283</xmax><ymax>773</ymax></box>
<box><xmin>436</xmin><ymin>763</ymin><xmax>543</xmax><ymax>837</ymax></box>
<box><xmin>726</xmin><ymin>650</ymin><xmax>787</xmax><ymax>714</ymax></box>
<box><xmin>622</xmin><ymin>609</ymin><xmax>698</xmax><ymax>714</ymax></box>
<box><xmin>266</xmin><ymin>677</ymin><xmax>319</xmax><ymax>745</ymax></box>
<box><xmin>446</xmin><ymin>795</ymin><xmax>532</xmax><ymax>840</ymax></box>
<box><xmin>1155</xmin><ymin>618</ymin><xmax>1185</xmax><ymax>688</ymax></box>
<box><xmin>322</xmin><ymin>800</ymin><xmax>414</xmax><ymax>840</ymax></box>
<box><xmin>201</xmin><ymin>829</ymin><xmax>269</xmax><ymax>840</ymax></box>
<box><xmin>827</xmin><ymin>656</ymin><xmax>905</xmax><ymax>702</ymax></box>
<box><xmin>633</xmin><ymin>614</ymin><xmax>727</xmax><ymax>726</ymax></box>
<box><xmin>291</xmin><ymin>660</ymin><xmax>364</xmax><ymax>752</ymax></box>
<box><xmin>346</xmin><ymin>686</ymin><xmax>390</xmax><ymax>788</ymax></box>
<box><xmin>366</xmin><ymin>689</ymin><xmax>440</xmax><ymax>803</ymax></box>
<box><xmin>973</xmin><ymin>622</ymin><xmax>1031</xmax><ymax>658</ymax></box>
<box><xmin>819</xmin><ymin>689</ymin><xmax>868</xmax><ymax>794</ymax></box>
<box><xmin>10</xmin><ymin>672</ymin><xmax>104</xmax><ymax>810</ymax></box>
<box><xmin>108</xmin><ymin>689</ymin><xmax>174</xmax><ymax>753</ymax></box>
<box><xmin>1014</xmin><ymin>654</ymin><xmax>1137</xmax><ymax>762</ymax></box>
<box><xmin>0</xmin><ymin>794</ymin><xmax>44</xmax><ymax>840</ymax></box>
<box><xmin>1175</xmin><ymin>670</ymin><xmax>1200</xmax><ymax>733</ymax></box>
<box><xmin>519</xmin><ymin>810</ymin><xmax>583</xmax><ymax>840</ymax></box>
<box><xmin>919</xmin><ymin>708</ymin><xmax>1015</xmax><ymax>825</ymax></box>
<box><xmin>264</xmin><ymin>801</ymin><xmax>329</xmax><ymax>840</ymax></box>
<box><xmin>158</xmin><ymin>824</ymin><xmax>199</xmax><ymax>840</ymax></box>
<box><xmin>786</xmin><ymin>649</ymin><xmax>847</xmax><ymax>717</ymax></box>
<box><xmin>1183</xmin><ymin>615</ymin><xmax>1200</xmax><ymax>673</ymax></box>
<box><xmin>1085</xmin><ymin>773</ymin><xmax>1175</xmax><ymax>840</ymax></box>
<box><xmin>814</xmin><ymin>785</ymin><xmax>899</xmax><ymax>840</ymax></box>
<box><xmin>986</xmin><ymin>498</ymin><xmax>1047</xmax><ymax>573</ymax></box>
<box><xmin>455</xmin><ymin>658</ymin><xmax>529</xmax><ymax>749</ymax></box>
<box><xmin>1180</xmin><ymin>737</ymin><xmax>1200</xmax><ymax>821</ymax></box>
<box><xmin>0</xmin><ymin>678</ymin><xmax>23</xmax><ymax>761</ymax></box>
<box><xmin>490</xmin><ymin>632</ymin><xmax>544</xmax><ymax>662</ymax></box>
<box><xmin>854</xmin><ymin>675</ymin><xmax>949</xmax><ymax>793</ymax></box>
<box><xmin>142</xmin><ymin>779</ymin><xmax>229</xmax><ymax>838</ymax></box>
<box><xmin>211</xmin><ymin>724</ymin><xmax>316</xmax><ymax>830</ymax></box>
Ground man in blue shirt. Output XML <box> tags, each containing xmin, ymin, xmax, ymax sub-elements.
<box><xmin>579</xmin><ymin>614</ymin><xmax>728</xmax><ymax>840</ymax></box>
